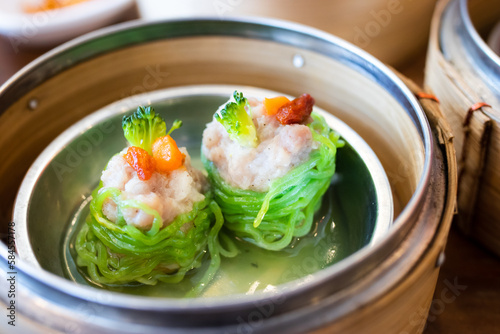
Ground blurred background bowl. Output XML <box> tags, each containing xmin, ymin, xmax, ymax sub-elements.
<box><xmin>0</xmin><ymin>0</ymin><xmax>136</xmax><ymax>48</ymax></box>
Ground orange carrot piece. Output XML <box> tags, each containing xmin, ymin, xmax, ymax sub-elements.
<box><xmin>264</xmin><ymin>96</ymin><xmax>290</xmax><ymax>116</ymax></box>
<box><xmin>125</xmin><ymin>146</ymin><xmax>156</xmax><ymax>181</ymax></box>
<box><xmin>152</xmin><ymin>135</ymin><xmax>184</xmax><ymax>173</ymax></box>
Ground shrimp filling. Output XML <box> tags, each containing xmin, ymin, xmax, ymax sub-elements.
<box><xmin>100</xmin><ymin>147</ymin><xmax>207</xmax><ymax>231</ymax></box>
<box><xmin>202</xmin><ymin>97</ymin><xmax>318</xmax><ymax>192</ymax></box>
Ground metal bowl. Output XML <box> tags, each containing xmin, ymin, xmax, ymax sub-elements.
<box><xmin>0</xmin><ymin>18</ymin><xmax>443</xmax><ymax>333</ymax></box>
<box><xmin>13</xmin><ymin>84</ymin><xmax>393</xmax><ymax>294</ymax></box>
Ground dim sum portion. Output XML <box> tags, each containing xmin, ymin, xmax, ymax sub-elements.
<box><xmin>202</xmin><ymin>91</ymin><xmax>344</xmax><ymax>251</ymax></box>
<box><xmin>75</xmin><ymin>106</ymin><xmax>232</xmax><ymax>294</ymax></box>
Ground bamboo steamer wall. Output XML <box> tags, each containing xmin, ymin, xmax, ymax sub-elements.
<box><xmin>0</xmin><ymin>20</ymin><xmax>456</xmax><ymax>333</ymax></box>
<box><xmin>425</xmin><ymin>0</ymin><xmax>500</xmax><ymax>256</ymax></box>
<box><xmin>138</xmin><ymin>0</ymin><xmax>437</xmax><ymax>66</ymax></box>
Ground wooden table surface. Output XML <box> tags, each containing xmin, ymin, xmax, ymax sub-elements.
<box><xmin>1</xmin><ymin>26</ymin><xmax>499</xmax><ymax>334</ymax></box>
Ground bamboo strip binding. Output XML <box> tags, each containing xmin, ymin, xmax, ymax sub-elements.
<box><xmin>425</xmin><ymin>0</ymin><xmax>500</xmax><ymax>256</ymax></box>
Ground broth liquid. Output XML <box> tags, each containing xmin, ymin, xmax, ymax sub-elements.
<box><xmin>62</xmin><ymin>186</ymin><xmax>353</xmax><ymax>298</ymax></box>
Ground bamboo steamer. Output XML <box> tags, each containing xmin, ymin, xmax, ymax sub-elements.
<box><xmin>0</xmin><ymin>19</ymin><xmax>455</xmax><ymax>333</ymax></box>
<box><xmin>138</xmin><ymin>0</ymin><xmax>437</xmax><ymax>66</ymax></box>
<box><xmin>425</xmin><ymin>0</ymin><xmax>500</xmax><ymax>256</ymax></box>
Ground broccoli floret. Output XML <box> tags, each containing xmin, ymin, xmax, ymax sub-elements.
<box><xmin>215</xmin><ymin>91</ymin><xmax>258</xmax><ymax>148</ymax></box>
<box><xmin>122</xmin><ymin>106</ymin><xmax>167</xmax><ymax>154</ymax></box>
<box><xmin>167</xmin><ymin>119</ymin><xmax>183</xmax><ymax>136</ymax></box>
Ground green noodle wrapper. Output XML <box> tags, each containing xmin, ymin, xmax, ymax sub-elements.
<box><xmin>74</xmin><ymin>106</ymin><xmax>236</xmax><ymax>294</ymax></box>
<box><xmin>75</xmin><ymin>185</ymin><xmax>227</xmax><ymax>293</ymax></box>
<box><xmin>203</xmin><ymin>112</ymin><xmax>344</xmax><ymax>251</ymax></box>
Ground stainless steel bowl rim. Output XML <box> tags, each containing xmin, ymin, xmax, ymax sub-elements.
<box><xmin>2</xmin><ymin>17</ymin><xmax>433</xmax><ymax>311</ymax></box>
